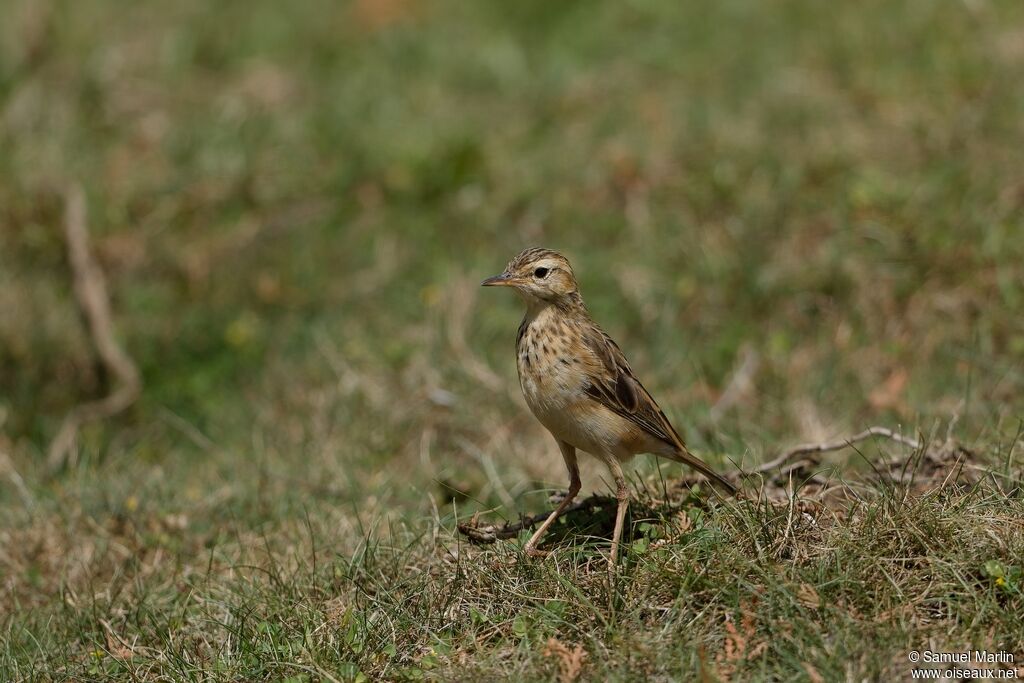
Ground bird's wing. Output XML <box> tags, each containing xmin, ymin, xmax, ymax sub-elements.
<box><xmin>579</xmin><ymin>323</ymin><xmax>737</xmax><ymax>494</ymax></box>
<box><xmin>579</xmin><ymin>324</ymin><xmax>683</xmax><ymax>451</ymax></box>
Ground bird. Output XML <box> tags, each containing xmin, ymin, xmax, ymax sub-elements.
<box><xmin>482</xmin><ymin>247</ymin><xmax>737</xmax><ymax>568</ymax></box>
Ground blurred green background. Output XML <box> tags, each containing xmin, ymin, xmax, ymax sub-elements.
<box><xmin>1</xmin><ymin>0</ymin><xmax>1023</xmax><ymax>677</ymax></box>
<box><xmin>3</xmin><ymin>0</ymin><xmax>1022</xmax><ymax>482</ymax></box>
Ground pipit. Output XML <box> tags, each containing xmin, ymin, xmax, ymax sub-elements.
<box><xmin>482</xmin><ymin>248</ymin><xmax>736</xmax><ymax>568</ymax></box>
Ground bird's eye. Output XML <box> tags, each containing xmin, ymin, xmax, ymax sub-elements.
<box><xmin>534</xmin><ymin>267</ymin><xmax>550</xmax><ymax>279</ymax></box>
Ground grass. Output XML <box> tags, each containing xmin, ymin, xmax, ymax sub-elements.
<box><xmin>2</xmin><ymin>0</ymin><xmax>1024</xmax><ymax>679</ymax></box>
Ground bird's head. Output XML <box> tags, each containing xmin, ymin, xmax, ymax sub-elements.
<box><xmin>481</xmin><ymin>248</ymin><xmax>579</xmax><ymax>305</ymax></box>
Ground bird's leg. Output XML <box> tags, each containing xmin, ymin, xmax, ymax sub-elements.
<box><xmin>524</xmin><ymin>442</ymin><xmax>579</xmax><ymax>558</ymax></box>
<box><xmin>606</xmin><ymin>457</ymin><xmax>629</xmax><ymax>570</ymax></box>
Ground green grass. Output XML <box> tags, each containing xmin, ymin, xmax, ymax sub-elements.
<box><xmin>2</xmin><ymin>0</ymin><xmax>1024</xmax><ymax>679</ymax></box>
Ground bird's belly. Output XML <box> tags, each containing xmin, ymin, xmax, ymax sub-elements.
<box><xmin>519</xmin><ymin>363</ymin><xmax>629</xmax><ymax>458</ymax></box>
<box><xmin>518</xmin><ymin>356</ymin><xmax>583</xmax><ymax>418</ymax></box>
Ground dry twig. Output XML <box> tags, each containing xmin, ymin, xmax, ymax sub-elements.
<box><xmin>47</xmin><ymin>185</ymin><xmax>141</xmax><ymax>472</ymax></box>
<box><xmin>753</xmin><ymin>426</ymin><xmax>921</xmax><ymax>474</ymax></box>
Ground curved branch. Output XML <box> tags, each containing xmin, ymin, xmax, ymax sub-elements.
<box><xmin>47</xmin><ymin>185</ymin><xmax>141</xmax><ymax>472</ymax></box>
<box><xmin>752</xmin><ymin>426</ymin><xmax>921</xmax><ymax>474</ymax></box>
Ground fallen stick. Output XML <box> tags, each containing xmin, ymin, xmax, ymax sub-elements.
<box><xmin>753</xmin><ymin>426</ymin><xmax>922</xmax><ymax>474</ymax></box>
<box><xmin>46</xmin><ymin>185</ymin><xmax>141</xmax><ymax>472</ymax></box>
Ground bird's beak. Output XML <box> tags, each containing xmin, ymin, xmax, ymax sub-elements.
<box><xmin>481</xmin><ymin>272</ymin><xmax>515</xmax><ymax>287</ymax></box>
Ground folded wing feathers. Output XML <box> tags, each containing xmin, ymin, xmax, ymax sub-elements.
<box><xmin>581</xmin><ymin>326</ymin><xmax>681</xmax><ymax>451</ymax></box>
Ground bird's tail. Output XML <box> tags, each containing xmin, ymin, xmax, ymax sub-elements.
<box><xmin>662</xmin><ymin>446</ymin><xmax>737</xmax><ymax>496</ymax></box>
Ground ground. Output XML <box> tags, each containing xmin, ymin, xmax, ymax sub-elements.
<box><xmin>1</xmin><ymin>0</ymin><xmax>1023</xmax><ymax>680</ymax></box>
